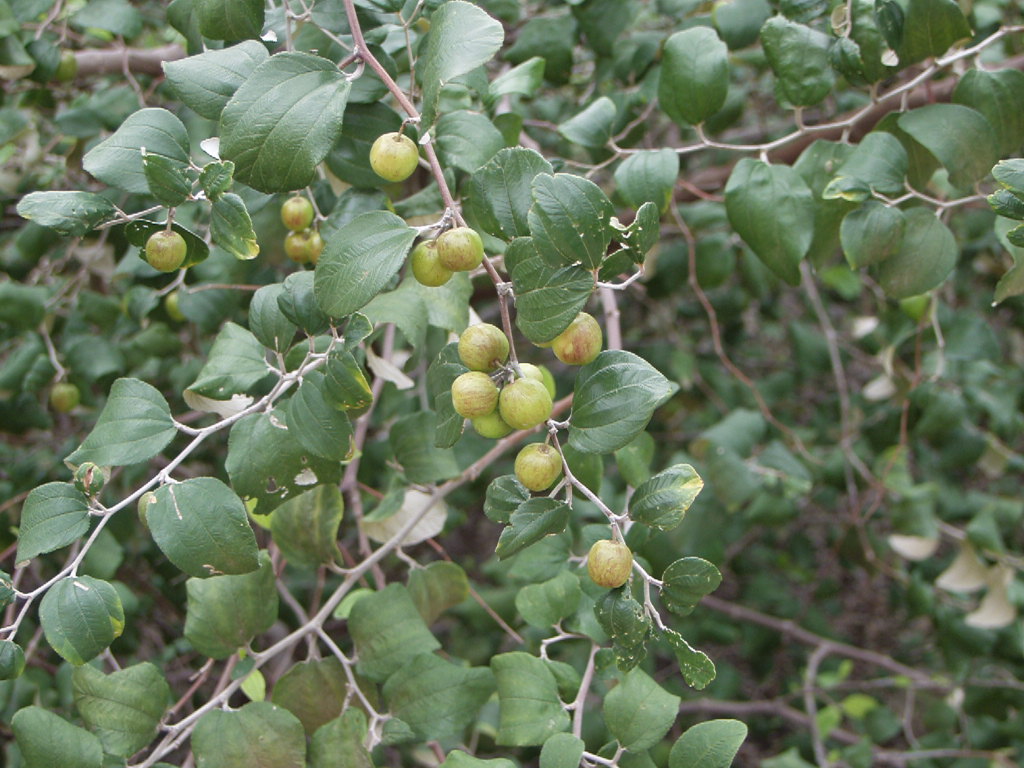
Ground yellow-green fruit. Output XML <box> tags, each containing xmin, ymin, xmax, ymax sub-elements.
<box><xmin>587</xmin><ymin>539</ymin><xmax>633</xmax><ymax>588</ymax></box>
<box><xmin>0</xmin><ymin>640</ymin><xmax>25</xmax><ymax>681</ymax></box>
<box><xmin>519</xmin><ymin>363</ymin><xmax>556</xmax><ymax>401</ymax></box>
<box><xmin>369</xmin><ymin>131</ymin><xmax>419</xmax><ymax>182</ymax></box>
<box><xmin>137</xmin><ymin>491</ymin><xmax>157</xmax><ymax>531</ymax></box>
<box><xmin>284</xmin><ymin>230</ymin><xmax>323</xmax><ymax>265</ymax></box>
<box><xmin>145</xmin><ymin>230</ymin><xmax>188</xmax><ymax>272</ymax></box>
<box><xmin>164</xmin><ymin>290</ymin><xmax>185</xmax><ymax>322</ymax></box>
<box><xmin>451</xmin><ymin>371</ymin><xmax>499</xmax><ymax>419</ymax></box>
<box><xmin>458</xmin><ymin>323</ymin><xmax>509</xmax><ymax>372</ymax></box>
<box><xmin>514</xmin><ymin>443</ymin><xmax>563</xmax><ymax>491</ymax></box>
<box><xmin>472</xmin><ymin>410</ymin><xmax>513</xmax><ymax>438</ymax></box>
<box><xmin>899</xmin><ymin>294</ymin><xmax>931</xmax><ymax>322</ymax></box>
<box><xmin>436</xmin><ymin>226</ymin><xmax>484</xmax><ymax>272</ymax></box>
<box><xmin>281</xmin><ymin>196</ymin><xmax>315</xmax><ymax>231</ymax></box>
<box><xmin>55</xmin><ymin>50</ymin><xmax>77</xmax><ymax>82</ymax></box>
<box><xmin>498</xmin><ymin>377</ymin><xmax>553</xmax><ymax>431</ymax></box>
<box><xmin>552</xmin><ymin>312</ymin><xmax>603</xmax><ymax>366</ymax></box>
<box><xmin>50</xmin><ymin>382</ymin><xmax>80</xmax><ymax>413</ymax></box>
<box><xmin>410</xmin><ymin>240</ymin><xmax>452</xmax><ymax>287</ymax></box>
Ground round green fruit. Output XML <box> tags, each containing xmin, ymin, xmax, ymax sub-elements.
<box><xmin>899</xmin><ymin>293</ymin><xmax>931</xmax><ymax>322</ymax></box>
<box><xmin>54</xmin><ymin>50</ymin><xmax>77</xmax><ymax>82</ymax></box>
<box><xmin>164</xmin><ymin>290</ymin><xmax>185</xmax><ymax>322</ymax></box>
<box><xmin>458</xmin><ymin>323</ymin><xmax>509</xmax><ymax>372</ymax></box>
<box><xmin>587</xmin><ymin>539</ymin><xmax>633</xmax><ymax>588</ymax></box>
<box><xmin>451</xmin><ymin>371</ymin><xmax>500</xmax><ymax>419</ymax></box>
<box><xmin>284</xmin><ymin>230</ymin><xmax>324</xmax><ymax>265</ymax></box>
<box><xmin>519</xmin><ymin>363</ymin><xmax>556</xmax><ymax>401</ymax></box>
<box><xmin>411</xmin><ymin>240</ymin><xmax>453</xmax><ymax>287</ymax></box>
<box><xmin>74</xmin><ymin>462</ymin><xmax>106</xmax><ymax>497</ymax></box>
<box><xmin>50</xmin><ymin>382</ymin><xmax>80</xmax><ymax>413</ymax></box>
<box><xmin>498</xmin><ymin>377</ymin><xmax>553</xmax><ymax>431</ymax></box>
<box><xmin>472</xmin><ymin>410</ymin><xmax>513</xmax><ymax>439</ymax></box>
<box><xmin>436</xmin><ymin>227</ymin><xmax>484</xmax><ymax>272</ymax></box>
<box><xmin>552</xmin><ymin>312</ymin><xmax>603</xmax><ymax>366</ymax></box>
<box><xmin>0</xmin><ymin>640</ymin><xmax>25</xmax><ymax>681</ymax></box>
<box><xmin>145</xmin><ymin>230</ymin><xmax>187</xmax><ymax>272</ymax></box>
<box><xmin>514</xmin><ymin>443</ymin><xmax>563</xmax><ymax>491</ymax></box>
<box><xmin>369</xmin><ymin>131</ymin><xmax>419</xmax><ymax>182</ymax></box>
<box><xmin>137</xmin><ymin>491</ymin><xmax>157</xmax><ymax>531</ymax></box>
<box><xmin>281</xmin><ymin>196</ymin><xmax>315</xmax><ymax>231</ymax></box>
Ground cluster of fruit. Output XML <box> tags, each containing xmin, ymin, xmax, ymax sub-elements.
<box><xmin>281</xmin><ymin>195</ymin><xmax>323</xmax><ymax>265</ymax></box>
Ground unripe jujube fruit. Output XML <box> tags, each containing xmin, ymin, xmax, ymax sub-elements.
<box><xmin>164</xmin><ymin>290</ymin><xmax>185</xmax><ymax>322</ymax></box>
<box><xmin>552</xmin><ymin>312</ymin><xmax>603</xmax><ymax>366</ymax></box>
<box><xmin>410</xmin><ymin>240</ymin><xmax>452</xmax><ymax>287</ymax></box>
<box><xmin>519</xmin><ymin>363</ymin><xmax>556</xmax><ymax>401</ymax></box>
<box><xmin>499</xmin><ymin>377</ymin><xmax>553</xmax><ymax>431</ymax></box>
<box><xmin>74</xmin><ymin>462</ymin><xmax>105</xmax><ymax>497</ymax></box>
<box><xmin>145</xmin><ymin>230</ymin><xmax>187</xmax><ymax>272</ymax></box>
<box><xmin>284</xmin><ymin>230</ymin><xmax>324</xmax><ymax>265</ymax></box>
<box><xmin>281</xmin><ymin>196</ymin><xmax>315</xmax><ymax>231</ymax></box>
<box><xmin>514</xmin><ymin>443</ymin><xmax>563</xmax><ymax>491</ymax></box>
<box><xmin>55</xmin><ymin>50</ymin><xmax>77</xmax><ymax>82</ymax></box>
<box><xmin>458</xmin><ymin>323</ymin><xmax>509</xmax><ymax>372</ymax></box>
<box><xmin>0</xmin><ymin>640</ymin><xmax>25</xmax><ymax>681</ymax></box>
<box><xmin>437</xmin><ymin>227</ymin><xmax>484</xmax><ymax>272</ymax></box>
<box><xmin>472</xmin><ymin>410</ymin><xmax>513</xmax><ymax>438</ymax></box>
<box><xmin>50</xmin><ymin>382</ymin><xmax>80</xmax><ymax>413</ymax></box>
<box><xmin>137</xmin><ymin>491</ymin><xmax>157</xmax><ymax>531</ymax></box>
<box><xmin>369</xmin><ymin>132</ymin><xmax>419</xmax><ymax>182</ymax></box>
<box><xmin>451</xmin><ymin>371</ymin><xmax>499</xmax><ymax>419</ymax></box>
<box><xmin>587</xmin><ymin>539</ymin><xmax>633</xmax><ymax>588</ymax></box>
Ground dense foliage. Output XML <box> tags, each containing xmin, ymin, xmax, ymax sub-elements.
<box><xmin>2</xmin><ymin>1</ymin><xmax>1024</xmax><ymax>767</ymax></box>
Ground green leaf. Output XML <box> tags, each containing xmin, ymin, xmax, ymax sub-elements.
<box><xmin>16</xmin><ymin>191</ymin><xmax>117</xmax><ymax>236</ymax></box>
<box><xmin>436</xmin><ymin>110</ymin><xmax>505</xmax><ymax>173</ymax></box>
<box><xmin>614</xmin><ymin>150</ymin><xmax>679</xmax><ymax>213</ymax></box>
<box><xmin>0</xmin><ymin>639</ymin><xmax>25</xmax><ymax>680</ymax></box>
<box><xmin>490</xmin><ymin>56</ymin><xmax>545</xmax><ymax>99</ymax></box>
<box><xmin>839</xmin><ymin>201</ymin><xmax>905</xmax><ymax>269</ymax></box>
<box><xmin>314</xmin><ymin>211</ymin><xmax>417</xmax><ymax>318</ymax></box>
<box><xmin>16</xmin><ymin>482</ymin><xmax>90</xmax><ymax>564</ymax></box>
<box><xmin>39</xmin><ymin>576</ymin><xmax>125</xmax><ymax>665</ymax></box>
<box><xmin>619</xmin><ymin>201</ymin><xmax>661</xmax><ymax>263</ymax></box>
<box><xmin>760</xmin><ymin>16</ymin><xmax>834</xmax><ymax>107</ymax></box>
<box><xmin>186</xmin><ymin>321</ymin><xmax>269</xmax><ymax>401</ymax></box>
<box><xmin>509</xmin><ymin>238</ymin><xmax>595</xmax><ymax>344</ymax></box>
<box><xmin>225</xmin><ymin>410</ymin><xmax>344</xmax><ymax>514</ymax></box>
<box><xmin>408</xmin><ymin>560</ymin><xmax>470</xmax><ymax>624</ymax></box>
<box><xmin>348</xmin><ymin>583</ymin><xmax>441</xmax><ymax>682</ymax></box>
<box><xmin>615</xmin><ymin>431</ymin><xmax>655</xmax><ymax>488</ymax></box>
<box><xmin>661</xmin><ymin>557</ymin><xmax>722</xmax><ymax>616</ymax></box>
<box><xmin>192</xmin><ymin>702</ymin><xmax>305</xmax><ymax>768</ymax></box>
<box><xmin>896</xmin><ymin>0</ymin><xmax>970</xmax><ymax>66</ymax></box>
<box><xmin>662</xmin><ymin>629</ymin><xmax>716</xmax><ymax>690</ymax></box>
<box><xmin>287</xmin><ymin>372</ymin><xmax>355</xmax><ymax>461</ymax></box>
<box><xmin>383</xmin><ymin>653</ymin><xmax>495</xmax><ymax>740</ymax></box>
<box><xmin>629</xmin><ymin>464</ymin><xmax>704</xmax><ymax>531</ymax></box>
<box><xmin>72</xmin><ymin>662</ymin><xmax>170</xmax><ymax>757</ymax></box>
<box><xmin>496</xmin><ymin>498</ymin><xmax>572</xmax><ymax>560</ymax></box>
<box><xmin>596</xmin><ymin>589</ymin><xmax>651</xmax><ymax>671</ymax></box>
<box><xmin>211</xmin><ymin>192</ymin><xmax>260</xmax><ymax>260</ymax></box>
<box><xmin>249</xmin><ymin>284</ymin><xmax>297</xmax><ymax>353</ymax></box>
<box><xmin>195</xmin><ymin>0</ymin><xmax>264</xmax><ymax>41</ymax></box>
<box><xmin>419</xmin><ymin>0</ymin><xmax>504</xmax><ymax>127</ymax></box>
<box><xmin>568</xmin><ymin>350</ymin><xmax>675</xmax><ymax>454</ymax></box>
<box><xmin>515</xmin><ymin>570</ymin><xmax>582</xmax><ymax>628</ymax></box>
<box><xmin>713</xmin><ymin>0</ymin><xmax>772</xmax><ymax>49</ymax></box>
<box><xmin>792</xmin><ymin>140</ymin><xmax>857</xmax><ymax>267</ymax></box>
<box><xmin>162</xmin><ymin>40</ymin><xmax>268</xmax><ymax>120</ymax></box>
<box><xmin>540</xmin><ymin>733</ymin><xmax>586</xmax><ymax>768</ymax></box>
<box><xmin>558</xmin><ymin>97</ymin><xmax>616</xmax><ymax>148</ymax></box>
<box><xmin>279</xmin><ymin>271</ymin><xmax>330</xmax><ymax>336</ymax></box>
<box><xmin>825</xmin><ymin>131</ymin><xmax>908</xmax><ymax>199</ymax></box>
<box><xmin>992</xmin><ymin>158</ymin><xmax>1024</xmax><ymax>198</ymax></box>
<box><xmin>469</xmin><ymin>147</ymin><xmax>553</xmax><ymax>240</ymax></box>
<box><xmin>185</xmin><ymin>550</ymin><xmax>277</xmax><ymax>659</ymax></box>
<box><xmin>0</xmin><ymin>283</ymin><xmax>47</xmax><ymax>330</ymax></box>
<box><xmin>271</xmin><ymin>658</ymin><xmax>350</xmax><ymax>736</ymax></box>
<box><xmin>993</xmin><ymin>217</ymin><xmax>1024</xmax><ymax>305</ymax></box>
<box><xmin>988</xmin><ymin>188</ymin><xmax>1024</xmax><ymax>220</ymax></box>
<box><xmin>12</xmin><ymin>706</ymin><xmax>103</xmax><ymax>768</ymax></box>
<box><xmin>491</xmin><ymin>652</ymin><xmax>571</xmax><ymax>746</ymax></box>
<box><xmin>83</xmin><ymin>108</ymin><xmax>189</xmax><ymax>195</ymax></box>
<box><xmin>529</xmin><ymin>173</ymin><xmax>615</xmax><ymax>270</ymax></box>
<box><xmin>71</xmin><ymin>0</ymin><xmax>142</xmax><ymax>37</ymax></box>
<box><xmin>484</xmin><ymin>474</ymin><xmax>530</xmax><ymax>524</ymax></box>
<box><xmin>953</xmin><ymin>68</ymin><xmax>1024</xmax><ymax>158</ymax></box>
<box><xmin>604</xmin><ymin>668</ymin><xmax>680</xmax><ymax>751</ymax></box>
<box><xmin>725</xmin><ymin>157</ymin><xmax>814</xmax><ymax>285</ymax></box>
<box><xmin>142</xmin><ymin>152</ymin><xmax>192</xmax><ymax>206</ymax></box>
<box><xmin>67</xmin><ymin>378</ymin><xmax>177</xmax><ymax>467</ymax></box>
<box><xmin>658</xmin><ymin>27</ymin><xmax>729</xmax><ymax>125</ymax></box>
<box><xmin>310</xmin><ymin>710</ymin><xmax>373</xmax><ymax>768</ymax></box>
<box><xmin>200</xmin><ymin>160</ymin><xmax>236</xmax><ymax>200</ymax></box>
<box><xmin>148</xmin><ymin>477</ymin><xmax>260</xmax><ymax>578</ymax></box>
<box><xmin>270</xmin><ymin>485</ymin><xmax>344</xmax><ymax>569</ymax></box>
<box><xmin>391</xmin><ymin>411</ymin><xmax>461</xmax><ymax>484</ymax></box>
<box><xmin>323</xmin><ymin>349</ymin><xmax>373</xmax><ymax>414</ymax></box>
<box><xmin>875</xmin><ymin>207</ymin><xmax>957</xmax><ymax>299</ymax></box>
<box><xmin>897</xmin><ymin>104</ymin><xmax>998</xmax><ymax>189</ymax></box>
<box><xmin>219</xmin><ymin>52</ymin><xmax>351</xmax><ymax>193</ymax></box>
<box><xmin>668</xmin><ymin>719</ymin><xmax>748</xmax><ymax>768</ymax></box>
<box><xmin>441</xmin><ymin>752</ymin><xmax>517</xmax><ymax>768</ymax></box>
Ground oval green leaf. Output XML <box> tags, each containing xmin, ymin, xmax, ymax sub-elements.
<box><xmin>39</xmin><ymin>576</ymin><xmax>125</xmax><ymax>665</ymax></box>
<box><xmin>83</xmin><ymin>108</ymin><xmax>189</xmax><ymax>195</ymax></box>
<box><xmin>659</xmin><ymin>27</ymin><xmax>729</xmax><ymax>125</ymax></box>
<box><xmin>16</xmin><ymin>482</ymin><xmax>91</xmax><ymax>565</ymax></box>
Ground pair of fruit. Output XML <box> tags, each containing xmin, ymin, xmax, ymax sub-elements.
<box><xmin>411</xmin><ymin>227</ymin><xmax>485</xmax><ymax>287</ymax></box>
<box><xmin>281</xmin><ymin>196</ymin><xmax>323</xmax><ymax>265</ymax></box>
<box><xmin>450</xmin><ymin>324</ymin><xmax>555</xmax><ymax>437</ymax></box>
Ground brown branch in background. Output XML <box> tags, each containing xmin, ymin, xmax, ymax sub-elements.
<box><xmin>74</xmin><ymin>44</ymin><xmax>185</xmax><ymax>77</ymax></box>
